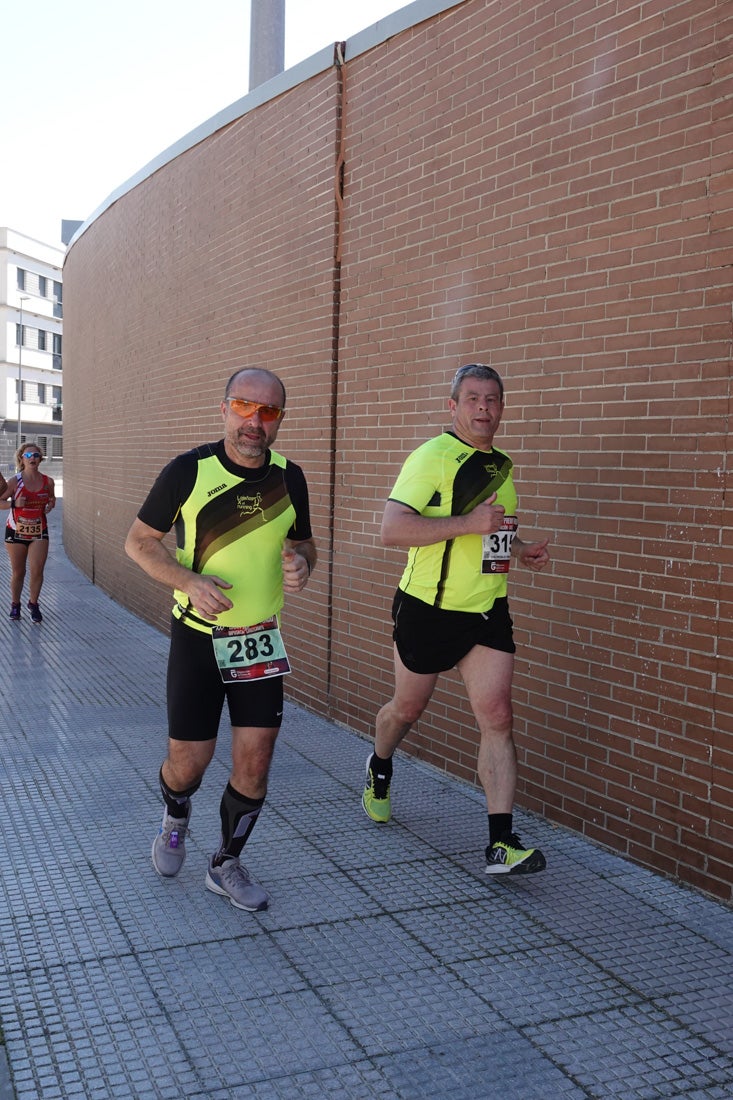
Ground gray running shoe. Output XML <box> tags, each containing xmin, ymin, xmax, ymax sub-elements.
<box><xmin>151</xmin><ymin>804</ymin><xmax>191</xmax><ymax>877</ymax></box>
<box><xmin>205</xmin><ymin>857</ymin><xmax>269</xmax><ymax>911</ymax></box>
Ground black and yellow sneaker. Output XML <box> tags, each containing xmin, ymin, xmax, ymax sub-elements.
<box><xmin>485</xmin><ymin>833</ymin><xmax>546</xmax><ymax>875</ymax></box>
<box><xmin>362</xmin><ymin>753</ymin><xmax>392</xmax><ymax>823</ymax></box>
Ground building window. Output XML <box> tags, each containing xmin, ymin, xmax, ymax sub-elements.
<box><xmin>18</xmin><ymin>326</ymin><xmax>50</xmax><ymax>351</ymax></box>
<box><xmin>52</xmin><ymin>386</ymin><xmax>62</xmax><ymax>404</ymax></box>
<box><xmin>38</xmin><ymin>384</ymin><xmax>47</xmax><ymax>405</ymax></box>
<box><xmin>14</xmin><ymin>270</ymin><xmax>57</xmax><ymax>298</ymax></box>
<box><xmin>15</xmin><ymin>324</ymin><xmax>25</xmax><ymax>347</ymax></box>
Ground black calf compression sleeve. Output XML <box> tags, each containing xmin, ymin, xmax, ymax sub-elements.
<box><xmin>159</xmin><ymin>767</ymin><xmax>201</xmax><ymax>817</ymax></box>
<box><xmin>214</xmin><ymin>782</ymin><xmax>265</xmax><ymax>864</ymax></box>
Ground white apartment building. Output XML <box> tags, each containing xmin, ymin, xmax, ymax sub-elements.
<box><xmin>0</xmin><ymin>227</ymin><xmax>63</xmax><ymax>476</ymax></box>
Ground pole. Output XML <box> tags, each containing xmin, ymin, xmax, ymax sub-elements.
<box><xmin>249</xmin><ymin>0</ymin><xmax>285</xmax><ymax>90</ymax></box>
<box><xmin>17</xmin><ymin>295</ymin><xmax>29</xmax><ymax>453</ymax></box>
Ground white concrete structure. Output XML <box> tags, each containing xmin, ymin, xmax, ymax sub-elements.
<box><xmin>0</xmin><ymin>228</ymin><xmax>63</xmax><ymax>473</ymax></box>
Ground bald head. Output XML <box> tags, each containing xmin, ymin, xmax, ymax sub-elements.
<box><xmin>225</xmin><ymin>368</ymin><xmax>286</xmax><ymax>407</ymax></box>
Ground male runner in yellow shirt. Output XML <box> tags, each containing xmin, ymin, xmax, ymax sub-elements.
<box><xmin>363</xmin><ymin>363</ymin><xmax>550</xmax><ymax>875</ymax></box>
<box><xmin>126</xmin><ymin>368</ymin><xmax>316</xmax><ymax>910</ymax></box>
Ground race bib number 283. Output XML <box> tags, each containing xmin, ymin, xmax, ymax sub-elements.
<box><xmin>212</xmin><ymin>617</ymin><xmax>291</xmax><ymax>683</ymax></box>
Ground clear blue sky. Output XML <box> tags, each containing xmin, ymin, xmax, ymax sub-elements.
<box><xmin>1</xmin><ymin>0</ymin><xmax>401</xmax><ymax>247</ymax></box>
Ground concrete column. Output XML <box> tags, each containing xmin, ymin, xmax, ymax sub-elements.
<box><xmin>249</xmin><ymin>0</ymin><xmax>285</xmax><ymax>90</ymax></box>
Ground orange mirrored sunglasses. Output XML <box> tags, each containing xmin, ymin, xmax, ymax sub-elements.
<box><xmin>225</xmin><ymin>397</ymin><xmax>283</xmax><ymax>423</ymax></box>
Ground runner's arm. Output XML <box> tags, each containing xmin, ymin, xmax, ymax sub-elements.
<box><xmin>0</xmin><ymin>476</ymin><xmax>18</xmax><ymax>509</ymax></box>
<box><xmin>381</xmin><ymin>497</ymin><xmax>507</xmax><ymax>547</ymax></box>
<box><xmin>124</xmin><ymin>517</ymin><xmax>233</xmax><ymax>620</ymax></box>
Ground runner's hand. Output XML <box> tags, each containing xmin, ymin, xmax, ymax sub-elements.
<box><xmin>516</xmin><ymin>538</ymin><xmax>550</xmax><ymax>572</ymax></box>
<box><xmin>465</xmin><ymin>493</ymin><xmax>505</xmax><ymax>535</ymax></box>
<box><xmin>282</xmin><ymin>548</ymin><xmax>309</xmax><ymax>593</ymax></box>
<box><xmin>186</xmin><ymin>575</ymin><xmax>233</xmax><ymax>620</ymax></box>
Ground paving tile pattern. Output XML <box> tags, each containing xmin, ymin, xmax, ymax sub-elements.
<box><xmin>0</xmin><ymin>503</ymin><xmax>731</xmax><ymax>1099</ymax></box>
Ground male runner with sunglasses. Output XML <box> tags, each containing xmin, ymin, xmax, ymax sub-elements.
<box><xmin>125</xmin><ymin>368</ymin><xmax>316</xmax><ymax>911</ymax></box>
<box><xmin>363</xmin><ymin>363</ymin><xmax>550</xmax><ymax>875</ymax></box>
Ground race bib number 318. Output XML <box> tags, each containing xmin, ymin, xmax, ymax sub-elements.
<box><xmin>481</xmin><ymin>516</ymin><xmax>518</xmax><ymax>574</ymax></box>
<box><xmin>212</xmin><ymin>617</ymin><xmax>291</xmax><ymax>683</ymax></box>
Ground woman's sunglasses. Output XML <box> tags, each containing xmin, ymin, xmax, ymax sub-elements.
<box><xmin>23</xmin><ymin>451</ymin><xmax>42</xmax><ymax>459</ymax></box>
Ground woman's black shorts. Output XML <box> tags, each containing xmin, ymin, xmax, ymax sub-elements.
<box><xmin>391</xmin><ymin>588</ymin><xmax>515</xmax><ymax>674</ymax></box>
<box><xmin>166</xmin><ymin>614</ymin><xmax>284</xmax><ymax>741</ymax></box>
<box><xmin>5</xmin><ymin>527</ymin><xmax>48</xmax><ymax>544</ymax></box>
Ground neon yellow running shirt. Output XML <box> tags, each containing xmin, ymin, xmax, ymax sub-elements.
<box><xmin>138</xmin><ymin>441</ymin><xmax>312</xmax><ymax>634</ymax></box>
<box><xmin>388</xmin><ymin>431</ymin><xmax>518</xmax><ymax>612</ymax></box>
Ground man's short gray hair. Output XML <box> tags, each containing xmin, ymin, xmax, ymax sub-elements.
<box><xmin>450</xmin><ymin>363</ymin><xmax>504</xmax><ymax>401</ymax></box>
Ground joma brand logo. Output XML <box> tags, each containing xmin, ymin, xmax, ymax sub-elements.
<box><xmin>207</xmin><ymin>483</ymin><xmax>226</xmax><ymax>497</ymax></box>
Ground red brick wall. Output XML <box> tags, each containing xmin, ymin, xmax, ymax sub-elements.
<box><xmin>63</xmin><ymin>0</ymin><xmax>733</xmax><ymax>901</ymax></box>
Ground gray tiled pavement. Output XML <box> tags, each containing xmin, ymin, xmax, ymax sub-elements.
<box><xmin>0</xmin><ymin>500</ymin><xmax>731</xmax><ymax>1099</ymax></box>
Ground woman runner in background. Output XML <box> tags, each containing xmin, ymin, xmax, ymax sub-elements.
<box><xmin>1</xmin><ymin>442</ymin><xmax>55</xmax><ymax>622</ymax></box>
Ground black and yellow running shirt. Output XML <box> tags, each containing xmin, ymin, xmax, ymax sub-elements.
<box><xmin>388</xmin><ymin>431</ymin><xmax>518</xmax><ymax>612</ymax></box>
<box><xmin>137</xmin><ymin>440</ymin><xmax>312</xmax><ymax>634</ymax></box>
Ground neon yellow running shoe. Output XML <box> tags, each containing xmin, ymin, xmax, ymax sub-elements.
<box><xmin>485</xmin><ymin>834</ymin><xmax>546</xmax><ymax>875</ymax></box>
<box><xmin>362</xmin><ymin>754</ymin><xmax>392</xmax><ymax>823</ymax></box>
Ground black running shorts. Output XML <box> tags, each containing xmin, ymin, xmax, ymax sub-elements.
<box><xmin>166</xmin><ymin>615</ymin><xmax>284</xmax><ymax>740</ymax></box>
<box><xmin>391</xmin><ymin>588</ymin><xmax>515</xmax><ymax>674</ymax></box>
<box><xmin>5</xmin><ymin>526</ymin><xmax>49</xmax><ymax>544</ymax></box>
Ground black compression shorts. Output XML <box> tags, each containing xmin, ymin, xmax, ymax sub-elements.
<box><xmin>391</xmin><ymin>588</ymin><xmax>515</xmax><ymax>674</ymax></box>
<box><xmin>166</xmin><ymin>615</ymin><xmax>285</xmax><ymax>741</ymax></box>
